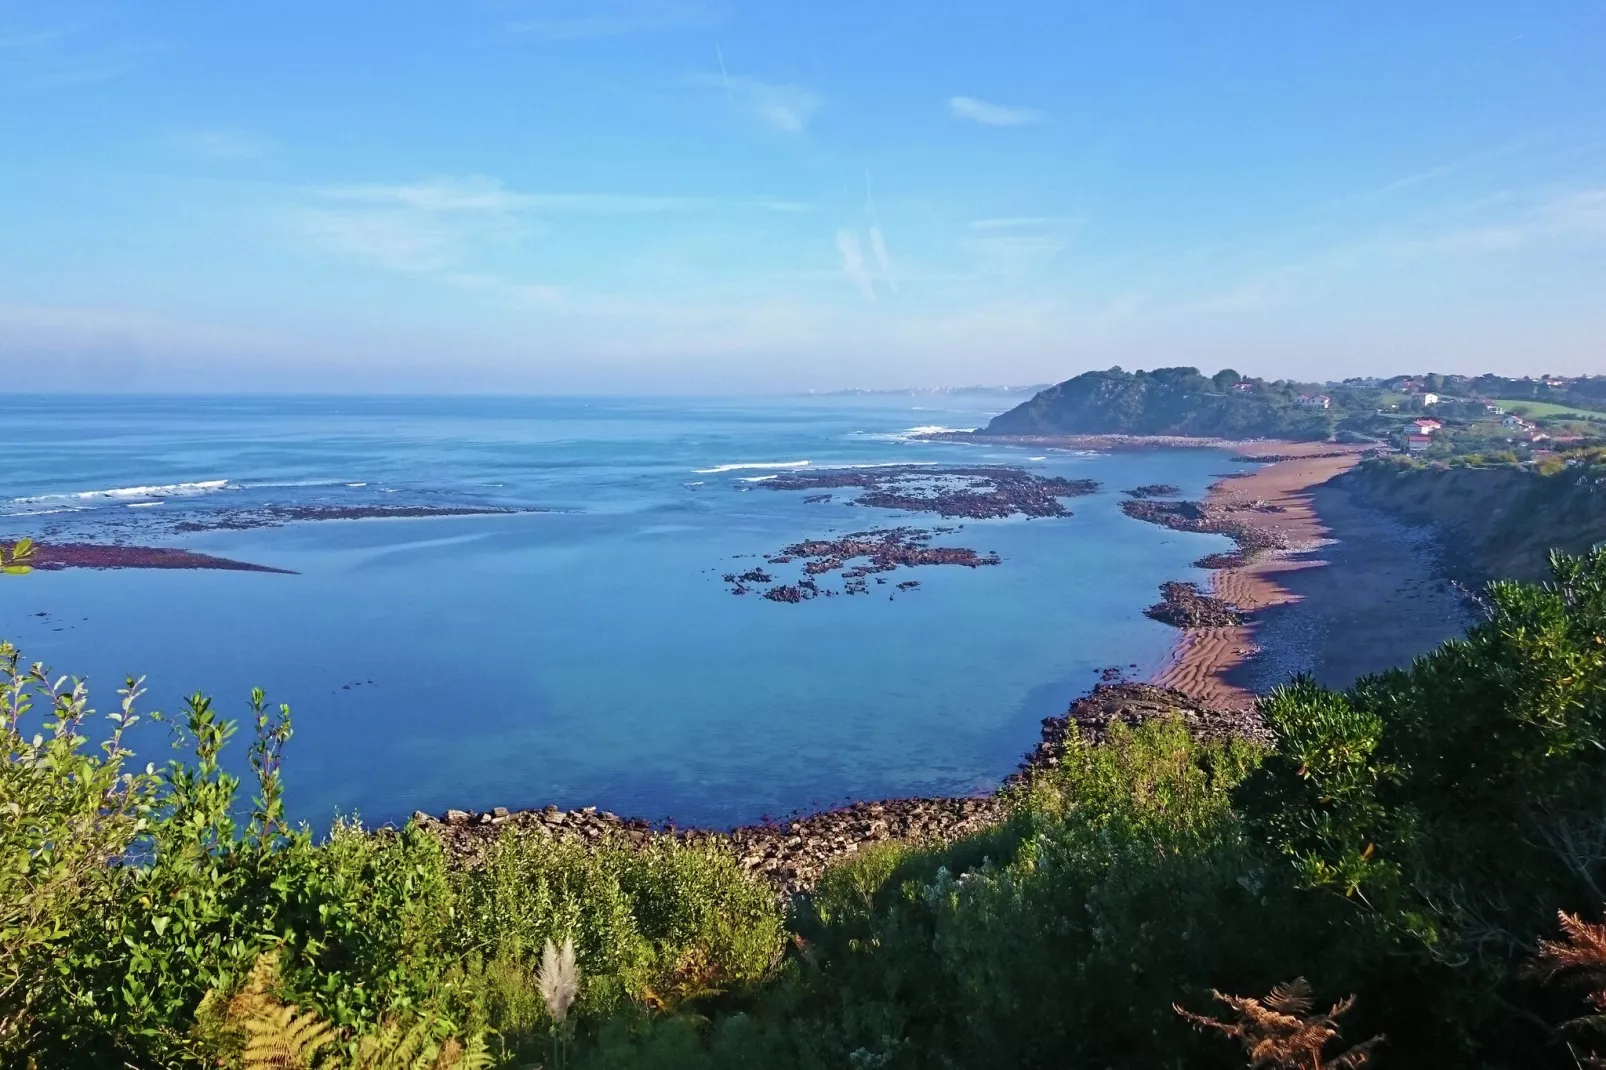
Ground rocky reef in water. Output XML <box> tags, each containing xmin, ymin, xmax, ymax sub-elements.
<box><xmin>762</xmin><ymin>464</ymin><xmax>1099</xmax><ymax>520</ymax></box>
<box><xmin>1119</xmin><ymin>496</ymin><xmax>1289</xmax><ymax>559</ymax></box>
<box><xmin>1124</xmin><ymin>483</ymin><xmax>1182</xmax><ymax>499</ymax></box>
<box><xmin>175</xmin><ymin>504</ymin><xmax>522</xmax><ymax>532</ymax></box>
<box><xmin>415</xmin><ymin>683</ymin><xmax>1266</xmax><ymax>898</ymax></box>
<box><xmin>1143</xmin><ymin>580</ymin><xmax>1245</xmax><ymax>628</ymax></box>
<box><xmin>5</xmin><ymin>541</ymin><xmax>294</xmax><ymax>573</ymax></box>
<box><xmin>725</xmin><ymin>526</ymin><xmax>999</xmax><ymax>601</ymax></box>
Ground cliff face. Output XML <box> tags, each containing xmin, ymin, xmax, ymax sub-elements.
<box><xmin>1340</xmin><ymin>462</ymin><xmax>1606</xmax><ymax>582</ymax></box>
<box><xmin>982</xmin><ymin>367</ymin><xmax>1336</xmax><ymax>440</ymax></box>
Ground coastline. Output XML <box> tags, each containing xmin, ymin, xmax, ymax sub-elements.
<box><xmin>1142</xmin><ymin>442</ymin><xmax>1473</xmax><ymax>707</ymax></box>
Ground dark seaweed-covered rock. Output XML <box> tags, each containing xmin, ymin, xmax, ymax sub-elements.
<box><xmin>1125</xmin><ymin>483</ymin><xmax>1182</xmax><ymax>498</ymax></box>
<box><xmin>1143</xmin><ymin>581</ymin><xmax>1244</xmax><ymax>628</ymax></box>
<box><xmin>763</xmin><ymin>465</ymin><xmax>1099</xmax><ymax>520</ymax></box>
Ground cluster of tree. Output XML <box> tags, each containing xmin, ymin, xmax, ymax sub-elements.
<box><xmin>982</xmin><ymin>367</ymin><xmax>1344</xmax><ymax>440</ymax></box>
<box><xmin>8</xmin><ymin>549</ymin><xmax>1606</xmax><ymax>1067</ymax></box>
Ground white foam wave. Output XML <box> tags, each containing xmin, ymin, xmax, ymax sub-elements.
<box><xmin>739</xmin><ymin>474</ymin><xmax>780</xmax><ymax>483</ymax></box>
<box><xmin>693</xmin><ymin>460</ymin><xmax>811</xmax><ymax>474</ymax></box>
<box><xmin>905</xmin><ymin>425</ymin><xmax>975</xmax><ymax>436</ymax></box>
<box><xmin>814</xmin><ymin>461</ymin><xmax>941</xmax><ymax>470</ymax></box>
<box><xmin>1028</xmin><ymin>456</ymin><xmax>1047</xmax><ymax>461</ymax></box>
<box><xmin>851</xmin><ymin>425</ymin><xmax>977</xmax><ymax>442</ymax></box>
<box><xmin>126</xmin><ymin>501</ymin><xmax>164</xmax><ymax>508</ymax></box>
<box><xmin>12</xmin><ymin>479</ymin><xmax>230</xmax><ymax>505</ymax></box>
<box><xmin>346</xmin><ymin>482</ymin><xmax>368</xmax><ymax>488</ymax></box>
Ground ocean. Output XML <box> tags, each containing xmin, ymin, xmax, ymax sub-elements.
<box><xmin>0</xmin><ymin>394</ymin><xmax>1238</xmax><ymax>828</ymax></box>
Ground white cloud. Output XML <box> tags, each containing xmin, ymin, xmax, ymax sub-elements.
<box><xmin>318</xmin><ymin>175</ymin><xmax>805</xmax><ymax>215</ymax></box>
<box><xmin>699</xmin><ymin>73</ymin><xmax>821</xmax><ymax>132</ymax></box>
<box><xmin>868</xmin><ymin>225</ymin><xmax>896</xmax><ymax>293</ymax></box>
<box><xmin>969</xmin><ymin>216</ymin><xmax>1082</xmax><ymax>230</ymax></box>
<box><xmin>949</xmin><ymin>95</ymin><xmax>1045</xmax><ymax>126</ymax></box>
<box><xmin>170</xmin><ymin>126</ymin><xmax>273</xmax><ymax>160</ymax></box>
<box><xmin>295</xmin><ymin>208</ymin><xmax>457</xmax><ymax>273</ymax></box>
<box><xmin>836</xmin><ymin>229</ymin><xmax>875</xmax><ymax>299</ymax></box>
<box><xmin>961</xmin><ymin>216</ymin><xmax>1080</xmax><ymax>276</ymax></box>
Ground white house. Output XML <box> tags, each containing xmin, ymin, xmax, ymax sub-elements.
<box><xmin>1421</xmin><ymin>392</ymin><xmax>1441</xmax><ymax>406</ymax></box>
<box><xmin>1296</xmin><ymin>394</ymin><xmax>1332</xmax><ymax>409</ymax></box>
<box><xmin>1411</xmin><ymin>418</ymin><xmax>1442</xmax><ymax>434</ymax></box>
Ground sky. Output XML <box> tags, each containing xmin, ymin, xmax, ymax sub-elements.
<box><xmin>2</xmin><ymin>1</ymin><xmax>1605</xmax><ymax>394</ymax></box>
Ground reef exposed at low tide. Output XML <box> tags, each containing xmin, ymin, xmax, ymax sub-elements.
<box><xmin>761</xmin><ymin>464</ymin><xmax>1099</xmax><ymax>519</ymax></box>
<box><xmin>725</xmin><ymin>526</ymin><xmax>999</xmax><ymax>600</ymax></box>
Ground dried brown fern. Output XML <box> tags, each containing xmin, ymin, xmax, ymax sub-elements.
<box><xmin>1527</xmin><ymin>908</ymin><xmax>1606</xmax><ymax>1067</ymax></box>
<box><xmin>1175</xmin><ymin>977</ymin><xmax>1383</xmax><ymax>1069</ymax></box>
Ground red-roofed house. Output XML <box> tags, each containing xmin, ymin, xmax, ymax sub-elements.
<box><xmin>1411</xmin><ymin>418</ymin><xmax>1443</xmax><ymax>434</ymax></box>
<box><xmin>1406</xmin><ymin>434</ymin><xmax>1433</xmax><ymax>452</ymax></box>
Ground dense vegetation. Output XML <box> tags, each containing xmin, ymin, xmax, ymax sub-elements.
<box><xmin>9</xmin><ymin>548</ymin><xmax>1606</xmax><ymax>1067</ymax></box>
<box><xmin>982</xmin><ymin>366</ymin><xmax>1342</xmax><ymax>439</ymax></box>
<box><xmin>983</xmin><ymin>366</ymin><xmax>1606</xmax><ymax>456</ymax></box>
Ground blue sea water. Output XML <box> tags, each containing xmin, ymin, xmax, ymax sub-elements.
<box><xmin>0</xmin><ymin>394</ymin><xmax>1238</xmax><ymax>828</ymax></box>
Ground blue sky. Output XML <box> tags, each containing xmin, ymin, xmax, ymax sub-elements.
<box><xmin>3</xmin><ymin>1</ymin><xmax>1605</xmax><ymax>393</ymax></box>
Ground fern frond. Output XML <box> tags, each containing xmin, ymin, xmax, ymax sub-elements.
<box><xmin>1176</xmin><ymin>978</ymin><xmax>1382</xmax><ymax>1069</ymax></box>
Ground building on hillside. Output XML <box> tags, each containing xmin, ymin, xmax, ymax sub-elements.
<box><xmin>1529</xmin><ymin>431</ymin><xmax>1552</xmax><ymax>443</ymax></box>
<box><xmin>1406</xmin><ymin>434</ymin><xmax>1433</xmax><ymax>453</ymax></box>
<box><xmin>1411</xmin><ymin>418</ymin><xmax>1443</xmax><ymax>434</ymax></box>
<box><xmin>1296</xmin><ymin>393</ymin><xmax>1332</xmax><ymax>409</ymax></box>
<box><xmin>1502</xmin><ymin>414</ymin><xmax>1529</xmax><ymax>430</ymax></box>
<box><xmin>1230</xmin><ymin>381</ymin><xmax>1256</xmax><ymax>392</ymax></box>
<box><xmin>1483</xmin><ymin>402</ymin><xmax>1505</xmax><ymax>414</ymax></box>
<box><xmin>1421</xmin><ymin>392</ymin><xmax>1441</xmax><ymax>405</ymax></box>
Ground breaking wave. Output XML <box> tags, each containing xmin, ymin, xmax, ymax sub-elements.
<box><xmin>693</xmin><ymin>460</ymin><xmax>811</xmax><ymax>474</ymax></box>
<box><xmin>11</xmin><ymin>479</ymin><xmax>231</xmax><ymax>505</ymax></box>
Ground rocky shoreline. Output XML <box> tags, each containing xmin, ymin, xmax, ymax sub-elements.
<box><xmin>414</xmin><ymin>682</ymin><xmax>1264</xmax><ymax>898</ymax></box>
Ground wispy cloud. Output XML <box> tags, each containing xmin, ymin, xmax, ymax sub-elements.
<box><xmin>508</xmin><ymin>0</ymin><xmax>722</xmax><ymax>39</ymax></box>
<box><xmin>836</xmin><ymin>229</ymin><xmax>875</xmax><ymax>299</ymax></box>
<box><xmin>961</xmin><ymin>216</ymin><xmax>1081</xmax><ymax>276</ymax></box>
<box><xmin>697</xmin><ymin>72</ymin><xmax>821</xmax><ymax>132</ymax></box>
<box><xmin>0</xmin><ymin>10</ymin><xmax>159</xmax><ymax>87</ymax></box>
<box><xmin>969</xmin><ymin>216</ymin><xmax>1081</xmax><ymax>230</ymax></box>
<box><xmin>317</xmin><ymin>175</ymin><xmax>806</xmax><ymax>215</ymax></box>
<box><xmin>868</xmin><ymin>226</ymin><xmax>896</xmax><ymax>293</ymax></box>
<box><xmin>295</xmin><ymin>209</ymin><xmax>462</xmax><ymax>273</ymax></box>
<box><xmin>949</xmin><ymin>95</ymin><xmax>1045</xmax><ymax>126</ymax></box>
<box><xmin>169</xmin><ymin>126</ymin><xmax>273</xmax><ymax>160</ymax></box>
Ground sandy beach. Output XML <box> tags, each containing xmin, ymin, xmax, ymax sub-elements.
<box><xmin>1145</xmin><ymin>442</ymin><xmax>1473</xmax><ymax>707</ymax></box>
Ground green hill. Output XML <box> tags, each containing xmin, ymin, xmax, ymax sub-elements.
<box><xmin>981</xmin><ymin>366</ymin><xmax>1339</xmax><ymax>440</ymax></box>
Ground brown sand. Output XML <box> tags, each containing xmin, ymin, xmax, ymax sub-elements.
<box><xmin>1147</xmin><ymin>442</ymin><xmax>1471</xmax><ymax>709</ymax></box>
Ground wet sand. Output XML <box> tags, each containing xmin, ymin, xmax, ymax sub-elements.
<box><xmin>1148</xmin><ymin>443</ymin><xmax>1473</xmax><ymax>708</ymax></box>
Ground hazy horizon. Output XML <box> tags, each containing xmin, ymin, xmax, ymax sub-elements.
<box><xmin>5</xmin><ymin>1</ymin><xmax>1605</xmax><ymax>394</ymax></box>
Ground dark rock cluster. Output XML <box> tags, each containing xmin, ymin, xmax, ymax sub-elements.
<box><xmin>1119</xmin><ymin>497</ymin><xmax>1288</xmax><ymax>557</ymax></box>
<box><xmin>175</xmin><ymin>504</ymin><xmax>520</xmax><ymax>532</ymax></box>
<box><xmin>9</xmin><ymin>541</ymin><xmax>294</xmax><ymax>574</ymax></box>
<box><xmin>763</xmin><ymin>465</ymin><xmax>1099</xmax><ymax>520</ymax></box>
<box><xmin>1021</xmin><ymin>683</ymin><xmax>1272</xmax><ymax>766</ymax></box>
<box><xmin>726</xmin><ymin>527</ymin><xmax>999</xmax><ymax>600</ymax></box>
<box><xmin>414</xmin><ymin>797</ymin><xmax>1007</xmax><ymax>899</ymax></box>
<box><xmin>1143</xmin><ymin>580</ymin><xmax>1245</xmax><ymax>628</ymax></box>
<box><xmin>1124</xmin><ymin>483</ymin><xmax>1182</xmax><ymax>498</ymax></box>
